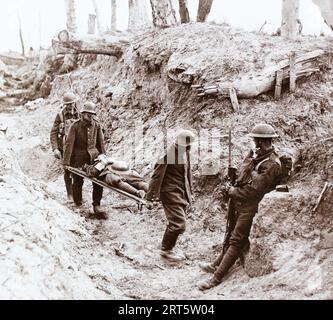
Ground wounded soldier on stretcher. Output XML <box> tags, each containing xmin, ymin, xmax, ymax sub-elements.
<box><xmin>82</xmin><ymin>154</ymin><xmax>148</xmax><ymax>199</ymax></box>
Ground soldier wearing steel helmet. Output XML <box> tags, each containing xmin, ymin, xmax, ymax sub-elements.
<box><xmin>50</xmin><ymin>92</ymin><xmax>80</xmax><ymax>202</ymax></box>
<box><xmin>146</xmin><ymin>130</ymin><xmax>196</xmax><ymax>262</ymax></box>
<box><xmin>63</xmin><ymin>101</ymin><xmax>107</xmax><ymax>219</ymax></box>
<box><xmin>197</xmin><ymin>124</ymin><xmax>283</xmax><ymax>290</ymax></box>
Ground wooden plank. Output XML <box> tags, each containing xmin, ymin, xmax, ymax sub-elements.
<box><xmin>274</xmin><ymin>70</ymin><xmax>283</xmax><ymax>100</ymax></box>
<box><xmin>205</xmin><ymin>88</ymin><xmax>219</xmax><ymax>94</ymax></box>
<box><xmin>289</xmin><ymin>51</ymin><xmax>296</xmax><ymax>92</ymax></box>
<box><xmin>66</xmin><ymin>166</ymin><xmax>147</xmax><ymax>206</ymax></box>
<box><xmin>229</xmin><ymin>88</ymin><xmax>239</xmax><ymax>113</ymax></box>
<box><xmin>313</xmin><ymin>182</ymin><xmax>329</xmax><ymax>213</ymax></box>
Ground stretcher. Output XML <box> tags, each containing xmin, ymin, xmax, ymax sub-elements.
<box><xmin>66</xmin><ymin>166</ymin><xmax>147</xmax><ymax>210</ymax></box>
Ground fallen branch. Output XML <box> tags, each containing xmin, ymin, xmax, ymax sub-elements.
<box><xmin>192</xmin><ymin>49</ymin><xmax>326</xmax><ymax>98</ymax></box>
<box><xmin>52</xmin><ymin>30</ymin><xmax>130</xmax><ymax>59</ymax></box>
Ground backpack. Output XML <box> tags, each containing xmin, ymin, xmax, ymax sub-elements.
<box><xmin>58</xmin><ymin>108</ymin><xmax>79</xmax><ymax>149</ymax></box>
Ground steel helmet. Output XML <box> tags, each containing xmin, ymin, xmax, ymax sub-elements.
<box><xmin>175</xmin><ymin>130</ymin><xmax>196</xmax><ymax>147</ymax></box>
<box><xmin>248</xmin><ymin>124</ymin><xmax>279</xmax><ymax>138</ymax></box>
<box><xmin>63</xmin><ymin>92</ymin><xmax>78</xmax><ymax>105</ymax></box>
<box><xmin>81</xmin><ymin>101</ymin><xmax>97</xmax><ymax>114</ymax></box>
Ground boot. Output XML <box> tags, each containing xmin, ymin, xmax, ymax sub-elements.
<box><xmin>92</xmin><ymin>205</ymin><xmax>108</xmax><ymax>220</ymax></box>
<box><xmin>64</xmin><ymin>172</ymin><xmax>73</xmax><ymax>202</ymax></box>
<box><xmin>67</xmin><ymin>193</ymin><xmax>74</xmax><ymax>203</ymax></box>
<box><xmin>137</xmin><ymin>190</ymin><xmax>146</xmax><ymax>199</ymax></box>
<box><xmin>199</xmin><ymin>262</ymin><xmax>217</xmax><ymax>273</ymax></box>
<box><xmin>160</xmin><ymin>249</ymin><xmax>186</xmax><ymax>262</ymax></box>
<box><xmin>161</xmin><ymin>229</ymin><xmax>179</xmax><ymax>251</ymax></box>
<box><xmin>197</xmin><ymin>277</ymin><xmax>222</xmax><ymax>291</ymax></box>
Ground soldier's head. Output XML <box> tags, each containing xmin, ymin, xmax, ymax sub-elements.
<box><xmin>175</xmin><ymin>130</ymin><xmax>196</xmax><ymax>152</ymax></box>
<box><xmin>63</xmin><ymin>92</ymin><xmax>78</xmax><ymax>113</ymax></box>
<box><xmin>80</xmin><ymin>102</ymin><xmax>96</xmax><ymax>126</ymax></box>
<box><xmin>248</xmin><ymin>124</ymin><xmax>278</xmax><ymax>151</ymax></box>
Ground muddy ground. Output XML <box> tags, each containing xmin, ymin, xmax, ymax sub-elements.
<box><xmin>0</xmin><ymin>23</ymin><xmax>332</xmax><ymax>300</ymax></box>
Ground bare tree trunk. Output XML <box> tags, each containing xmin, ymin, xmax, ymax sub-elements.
<box><xmin>92</xmin><ymin>0</ymin><xmax>105</xmax><ymax>35</ymax></box>
<box><xmin>88</xmin><ymin>14</ymin><xmax>96</xmax><ymax>34</ymax></box>
<box><xmin>313</xmin><ymin>0</ymin><xmax>333</xmax><ymax>31</ymax></box>
<box><xmin>64</xmin><ymin>0</ymin><xmax>77</xmax><ymax>33</ymax></box>
<box><xmin>17</xmin><ymin>12</ymin><xmax>25</xmax><ymax>57</ymax></box>
<box><xmin>111</xmin><ymin>0</ymin><xmax>117</xmax><ymax>31</ymax></box>
<box><xmin>128</xmin><ymin>0</ymin><xmax>135</xmax><ymax>30</ymax></box>
<box><xmin>197</xmin><ymin>0</ymin><xmax>214</xmax><ymax>22</ymax></box>
<box><xmin>150</xmin><ymin>0</ymin><xmax>177</xmax><ymax>28</ymax></box>
<box><xmin>281</xmin><ymin>0</ymin><xmax>300</xmax><ymax>39</ymax></box>
<box><xmin>178</xmin><ymin>0</ymin><xmax>190</xmax><ymax>23</ymax></box>
<box><xmin>128</xmin><ymin>0</ymin><xmax>151</xmax><ymax>30</ymax></box>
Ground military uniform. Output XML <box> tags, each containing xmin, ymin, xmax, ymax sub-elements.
<box><xmin>146</xmin><ymin>145</ymin><xmax>192</xmax><ymax>252</ymax></box>
<box><xmin>50</xmin><ymin>105</ymin><xmax>79</xmax><ymax>198</ymax></box>
<box><xmin>197</xmin><ymin>123</ymin><xmax>284</xmax><ymax>290</ymax></box>
<box><xmin>63</xmin><ymin>118</ymin><xmax>106</xmax><ymax>206</ymax></box>
<box><xmin>212</xmin><ymin>148</ymin><xmax>282</xmax><ymax>282</ymax></box>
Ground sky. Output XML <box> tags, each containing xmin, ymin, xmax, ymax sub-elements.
<box><xmin>0</xmin><ymin>0</ymin><xmax>331</xmax><ymax>53</ymax></box>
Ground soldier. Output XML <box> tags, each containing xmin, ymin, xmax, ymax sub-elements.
<box><xmin>82</xmin><ymin>154</ymin><xmax>148</xmax><ymax>199</ymax></box>
<box><xmin>197</xmin><ymin>124</ymin><xmax>283</xmax><ymax>290</ymax></box>
<box><xmin>50</xmin><ymin>92</ymin><xmax>80</xmax><ymax>202</ymax></box>
<box><xmin>63</xmin><ymin>102</ymin><xmax>107</xmax><ymax>219</ymax></box>
<box><xmin>146</xmin><ymin>130</ymin><xmax>196</xmax><ymax>262</ymax></box>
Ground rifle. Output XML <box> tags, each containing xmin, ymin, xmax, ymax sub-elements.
<box><xmin>222</xmin><ymin>127</ymin><xmax>237</xmax><ymax>256</ymax></box>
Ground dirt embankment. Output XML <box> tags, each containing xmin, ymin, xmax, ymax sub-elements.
<box><xmin>1</xmin><ymin>23</ymin><xmax>332</xmax><ymax>299</ymax></box>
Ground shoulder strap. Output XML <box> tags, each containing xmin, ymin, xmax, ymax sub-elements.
<box><xmin>58</xmin><ymin>108</ymin><xmax>64</xmax><ymax>123</ymax></box>
<box><xmin>255</xmin><ymin>153</ymin><xmax>281</xmax><ymax>171</ymax></box>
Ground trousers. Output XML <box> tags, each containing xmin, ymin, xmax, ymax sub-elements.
<box><xmin>213</xmin><ymin>209</ymin><xmax>256</xmax><ymax>281</ymax></box>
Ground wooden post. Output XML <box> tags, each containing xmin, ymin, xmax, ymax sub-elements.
<box><xmin>275</xmin><ymin>70</ymin><xmax>283</xmax><ymax>100</ymax></box>
<box><xmin>88</xmin><ymin>14</ymin><xmax>96</xmax><ymax>34</ymax></box>
<box><xmin>229</xmin><ymin>88</ymin><xmax>239</xmax><ymax>113</ymax></box>
<box><xmin>313</xmin><ymin>182</ymin><xmax>329</xmax><ymax>213</ymax></box>
<box><xmin>289</xmin><ymin>51</ymin><xmax>296</xmax><ymax>93</ymax></box>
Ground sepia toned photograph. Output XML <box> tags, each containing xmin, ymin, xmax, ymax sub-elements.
<box><xmin>0</xmin><ymin>0</ymin><xmax>332</xmax><ymax>303</ymax></box>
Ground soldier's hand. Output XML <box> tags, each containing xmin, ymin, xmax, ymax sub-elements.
<box><xmin>146</xmin><ymin>201</ymin><xmax>155</xmax><ymax>210</ymax></box>
<box><xmin>228</xmin><ymin>186</ymin><xmax>235</xmax><ymax>195</ymax></box>
<box><xmin>220</xmin><ymin>183</ymin><xmax>233</xmax><ymax>203</ymax></box>
<box><xmin>53</xmin><ymin>149</ymin><xmax>61</xmax><ymax>160</ymax></box>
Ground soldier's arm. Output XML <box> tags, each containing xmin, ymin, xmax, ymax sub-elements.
<box><xmin>146</xmin><ymin>163</ymin><xmax>166</xmax><ymax>201</ymax></box>
<box><xmin>63</xmin><ymin>124</ymin><xmax>76</xmax><ymax>166</ymax></box>
<box><xmin>50</xmin><ymin>113</ymin><xmax>61</xmax><ymax>151</ymax></box>
<box><xmin>230</xmin><ymin>161</ymin><xmax>281</xmax><ymax>202</ymax></box>
<box><xmin>96</xmin><ymin>124</ymin><xmax>106</xmax><ymax>154</ymax></box>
